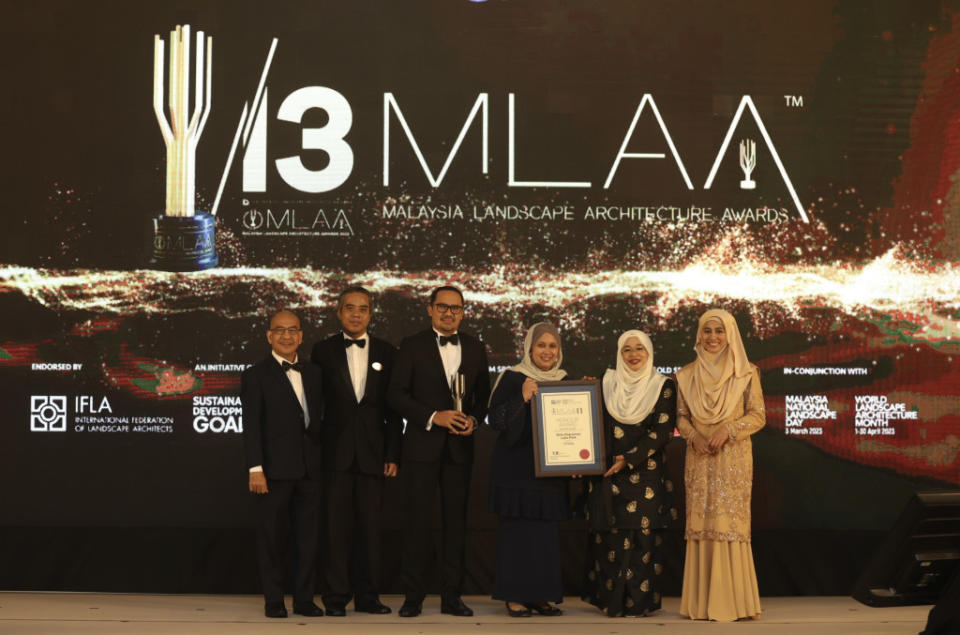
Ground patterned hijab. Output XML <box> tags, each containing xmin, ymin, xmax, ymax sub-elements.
<box><xmin>676</xmin><ymin>308</ymin><xmax>752</xmax><ymax>425</ymax></box>
<box><xmin>603</xmin><ymin>330</ymin><xmax>668</xmax><ymax>424</ymax></box>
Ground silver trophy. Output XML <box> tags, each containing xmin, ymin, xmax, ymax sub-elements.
<box><xmin>451</xmin><ymin>372</ymin><xmax>466</xmax><ymax>412</ymax></box>
<box><xmin>739</xmin><ymin>138</ymin><xmax>757</xmax><ymax>190</ymax></box>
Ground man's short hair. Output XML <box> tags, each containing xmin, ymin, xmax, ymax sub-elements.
<box><xmin>337</xmin><ymin>286</ymin><xmax>373</xmax><ymax>312</ymax></box>
<box><xmin>429</xmin><ymin>285</ymin><xmax>464</xmax><ymax>305</ymax></box>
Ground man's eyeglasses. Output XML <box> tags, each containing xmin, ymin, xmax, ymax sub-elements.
<box><xmin>269</xmin><ymin>327</ymin><xmax>302</xmax><ymax>335</ymax></box>
<box><xmin>433</xmin><ymin>303</ymin><xmax>464</xmax><ymax>315</ymax></box>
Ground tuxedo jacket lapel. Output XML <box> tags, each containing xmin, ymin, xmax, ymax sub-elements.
<box><xmin>300</xmin><ymin>362</ymin><xmax>324</xmax><ymax>434</ymax></box>
<box><xmin>427</xmin><ymin>332</ymin><xmax>453</xmax><ymax>395</ymax></box>
<box><xmin>333</xmin><ymin>339</ymin><xmax>357</xmax><ymax>403</ymax></box>
<box><xmin>360</xmin><ymin>339</ymin><xmax>380</xmax><ymax>404</ymax></box>
<box><xmin>267</xmin><ymin>357</ymin><xmax>303</xmax><ymax>410</ymax></box>
<box><xmin>458</xmin><ymin>338</ymin><xmax>474</xmax><ymax>389</ymax></box>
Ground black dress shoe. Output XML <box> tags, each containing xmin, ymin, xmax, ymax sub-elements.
<box><xmin>525</xmin><ymin>602</ymin><xmax>562</xmax><ymax>616</ymax></box>
<box><xmin>440</xmin><ymin>598</ymin><xmax>474</xmax><ymax>617</ymax></box>
<box><xmin>506</xmin><ymin>602</ymin><xmax>532</xmax><ymax>617</ymax></box>
<box><xmin>324</xmin><ymin>604</ymin><xmax>346</xmax><ymax>617</ymax></box>
<box><xmin>398</xmin><ymin>600</ymin><xmax>422</xmax><ymax>617</ymax></box>
<box><xmin>292</xmin><ymin>601</ymin><xmax>324</xmax><ymax>617</ymax></box>
<box><xmin>355</xmin><ymin>599</ymin><xmax>391</xmax><ymax>614</ymax></box>
<box><xmin>264</xmin><ymin>602</ymin><xmax>288</xmax><ymax>618</ymax></box>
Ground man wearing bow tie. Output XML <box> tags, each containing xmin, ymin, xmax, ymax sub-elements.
<box><xmin>241</xmin><ymin>310</ymin><xmax>325</xmax><ymax>618</ymax></box>
<box><xmin>388</xmin><ymin>285</ymin><xmax>491</xmax><ymax>618</ymax></box>
<box><xmin>310</xmin><ymin>287</ymin><xmax>401</xmax><ymax>616</ymax></box>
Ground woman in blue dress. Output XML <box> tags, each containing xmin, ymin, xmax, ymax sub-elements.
<box><xmin>487</xmin><ymin>322</ymin><xmax>570</xmax><ymax>618</ymax></box>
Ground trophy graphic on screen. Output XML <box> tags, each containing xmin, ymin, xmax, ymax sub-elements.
<box><xmin>150</xmin><ymin>25</ymin><xmax>217</xmax><ymax>271</ymax></box>
<box><xmin>739</xmin><ymin>138</ymin><xmax>757</xmax><ymax>190</ymax></box>
<box><xmin>451</xmin><ymin>372</ymin><xmax>466</xmax><ymax>412</ymax></box>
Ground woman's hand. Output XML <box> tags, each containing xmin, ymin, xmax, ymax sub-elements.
<box><xmin>521</xmin><ymin>377</ymin><xmax>538</xmax><ymax>402</ymax></box>
<box><xmin>603</xmin><ymin>455</ymin><xmax>626</xmax><ymax>478</ymax></box>
<box><xmin>690</xmin><ymin>434</ymin><xmax>712</xmax><ymax>455</ymax></box>
<box><xmin>707</xmin><ymin>426</ymin><xmax>729</xmax><ymax>452</ymax></box>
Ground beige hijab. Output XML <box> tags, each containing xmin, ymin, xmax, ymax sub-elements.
<box><xmin>603</xmin><ymin>330</ymin><xmax>667</xmax><ymax>424</ymax></box>
<box><xmin>490</xmin><ymin>322</ymin><xmax>567</xmax><ymax>402</ymax></box>
<box><xmin>676</xmin><ymin>309</ymin><xmax>752</xmax><ymax>425</ymax></box>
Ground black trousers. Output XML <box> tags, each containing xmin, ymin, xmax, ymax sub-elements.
<box><xmin>322</xmin><ymin>469</ymin><xmax>384</xmax><ymax>607</ymax></box>
<box><xmin>400</xmin><ymin>455</ymin><xmax>471</xmax><ymax>603</ymax></box>
<box><xmin>255</xmin><ymin>477</ymin><xmax>321</xmax><ymax>605</ymax></box>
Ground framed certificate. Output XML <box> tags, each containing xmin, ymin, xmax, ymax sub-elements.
<box><xmin>530</xmin><ymin>380</ymin><xmax>605</xmax><ymax>477</ymax></box>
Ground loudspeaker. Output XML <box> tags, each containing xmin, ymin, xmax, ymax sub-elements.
<box><xmin>851</xmin><ymin>491</ymin><xmax>960</xmax><ymax>607</ymax></box>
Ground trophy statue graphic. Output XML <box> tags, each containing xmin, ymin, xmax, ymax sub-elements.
<box><xmin>739</xmin><ymin>138</ymin><xmax>757</xmax><ymax>190</ymax></box>
<box><xmin>150</xmin><ymin>25</ymin><xmax>217</xmax><ymax>271</ymax></box>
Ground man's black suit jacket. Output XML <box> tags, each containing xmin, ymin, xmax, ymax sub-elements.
<box><xmin>241</xmin><ymin>356</ymin><xmax>323</xmax><ymax>480</ymax></box>
<box><xmin>310</xmin><ymin>333</ymin><xmax>402</xmax><ymax>475</ymax></box>
<box><xmin>388</xmin><ymin>329</ymin><xmax>490</xmax><ymax>464</ymax></box>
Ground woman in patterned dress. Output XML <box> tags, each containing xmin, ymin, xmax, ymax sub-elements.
<box><xmin>582</xmin><ymin>330</ymin><xmax>678</xmax><ymax>616</ymax></box>
<box><xmin>677</xmin><ymin>308</ymin><xmax>764</xmax><ymax>622</ymax></box>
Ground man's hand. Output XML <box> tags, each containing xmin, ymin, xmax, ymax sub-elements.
<box><xmin>384</xmin><ymin>462</ymin><xmax>398</xmax><ymax>478</ymax></box>
<box><xmin>249</xmin><ymin>471</ymin><xmax>269</xmax><ymax>494</ymax></box>
<box><xmin>434</xmin><ymin>410</ymin><xmax>472</xmax><ymax>435</ymax></box>
<box><xmin>457</xmin><ymin>416</ymin><xmax>476</xmax><ymax>437</ymax></box>
<box><xmin>521</xmin><ymin>377</ymin><xmax>538</xmax><ymax>402</ymax></box>
<box><xmin>708</xmin><ymin>426</ymin><xmax>729</xmax><ymax>452</ymax></box>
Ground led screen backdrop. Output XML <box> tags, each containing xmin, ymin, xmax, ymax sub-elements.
<box><xmin>1</xmin><ymin>0</ymin><xmax>958</xmax><ymax>556</ymax></box>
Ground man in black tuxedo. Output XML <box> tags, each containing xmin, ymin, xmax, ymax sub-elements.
<box><xmin>241</xmin><ymin>310</ymin><xmax>325</xmax><ymax>619</ymax></box>
<box><xmin>310</xmin><ymin>286</ymin><xmax>401</xmax><ymax>616</ymax></box>
<box><xmin>388</xmin><ymin>285</ymin><xmax>491</xmax><ymax>618</ymax></box>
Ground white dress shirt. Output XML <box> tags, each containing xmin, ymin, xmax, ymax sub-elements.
<box><xmin>344</xmin><ymin>332</ymin><xmax>369</xmax><ymax>402</ymax></box>
<box><xmin>426</xmin><ymin>328</ymin><xmax>461</xmax><ymax>431</ymax></box>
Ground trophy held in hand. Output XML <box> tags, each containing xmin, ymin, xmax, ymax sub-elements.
<box><xmin>450</xmin><ymin>372</ymin><xmax>471</xmax><ymax>433</ymax></box>
<box><xmin>451</xmin><ymin>372</ymin><xmax>466</xmax><ymax>412</ymax></box>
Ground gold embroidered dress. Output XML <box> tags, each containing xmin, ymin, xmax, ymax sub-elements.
<box><xmin>676</xmin><ymin>310</ymin><xmax>764</xmax><ymax>622</ymax></box>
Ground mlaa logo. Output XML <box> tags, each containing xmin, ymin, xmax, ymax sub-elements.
<box><xmin>240</xmin><ymin>206</ymin><xmax>354</xmax><ymax>236</ymax></box>
<box><xmin>30</xmin><ymin>396</ymin><xmax>67</xmax><ymax>432</ymax></box>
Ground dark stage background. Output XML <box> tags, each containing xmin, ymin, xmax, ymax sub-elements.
<box><xmin>1</xmin><ymin>0</ymin><xmax>958</xmax><ymax>596</ymax></box>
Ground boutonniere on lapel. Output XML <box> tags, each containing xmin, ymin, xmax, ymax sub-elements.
<box><xmin>371</xmin><ymin>362</ymin><xmax>383</xmax><ymax>371</ymax></box>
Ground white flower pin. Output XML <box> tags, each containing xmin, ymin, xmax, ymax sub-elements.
<box><xmin>371</xmin><ymin>362</ymin><xmax>383</xmax><ymax>372</ymax></box>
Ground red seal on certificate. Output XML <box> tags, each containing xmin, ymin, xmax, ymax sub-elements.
<box><xmin>579</xmin><ymin>449</ymin><xmax>591</xmax><ymax>459</ymax></box>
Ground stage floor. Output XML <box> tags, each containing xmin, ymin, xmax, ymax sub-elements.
<box><xmin>0</xmin><ymin>593</ymin><xmax>930</xmax><ymax>634</ymax></box>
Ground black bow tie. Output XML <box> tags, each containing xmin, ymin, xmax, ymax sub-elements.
<box><xmin>438</xmin><ymin>334</ymin><xmax>459</xmax><ymax>346</ymax></box>
<box><xmin>344</xmin><ymin>338</ymin><xmax>366</xmax><ymax>348</ymax></box>
<box><xmin>281</xmin><ymin>360</ymin><xmax>303</xmax><ymax>372</ymax></box>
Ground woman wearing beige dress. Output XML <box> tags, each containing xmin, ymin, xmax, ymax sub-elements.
<box><xmin>676</xmin><ymin>309</ymin><xmax>764</xmax><ymax>622</ymax></box>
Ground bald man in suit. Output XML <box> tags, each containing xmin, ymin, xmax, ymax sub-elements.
<box><xmin>241</xmin><ymin>310</ymin><xmax>324</xmax><ymax>619</ymax></box>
